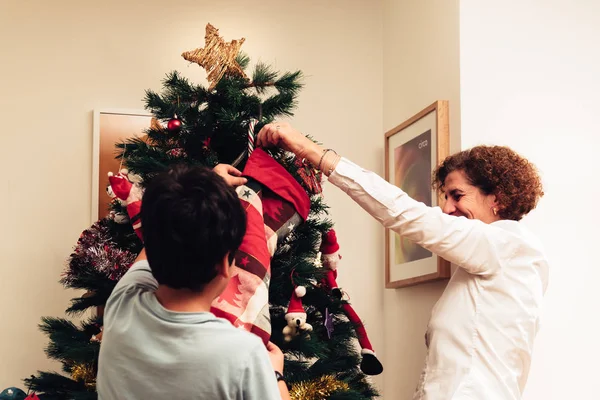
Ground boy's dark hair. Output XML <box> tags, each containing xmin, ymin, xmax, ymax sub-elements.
<box><xmin>141</xmin><ymin>164</ymin><xmax>246</xmax><ymax>291</ymax></box>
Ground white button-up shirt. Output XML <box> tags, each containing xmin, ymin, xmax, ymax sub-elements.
<box><xmin>329</xmin><ymin>158</ymin><xmax>549</xmax><ymax>400</ymax></box>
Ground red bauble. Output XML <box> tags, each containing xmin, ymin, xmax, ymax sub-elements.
<box><xmin>167</xmin><ymin>116</ymin><xmax>182</xmax><ymax>132</ymax></box>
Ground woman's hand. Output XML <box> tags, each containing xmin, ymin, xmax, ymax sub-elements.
<box><xmin>213</xmin><ymin>164</ymin><xmax>247</xmax><ymax>187</ymax></box>
<box><xmin>256</xmin><ymin>121</ymin><xmax>316</xmax><ymax>158</ymax></box>
<box><xmin>256</xmin><ymin>121</ymin><xmax>340</xmax><ymax>175</ymax></box>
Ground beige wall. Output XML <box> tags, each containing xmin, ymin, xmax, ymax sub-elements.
<box><xmin>460</xmin><ymin>1</ymin><xmax>600</xmax><ymax>398</ymax></box>
<box><xmin>0</xmin><ymin>0</ymin><xmax>384</xmax><ymax>391</ymax></box>
<box><xmin>382</xmin><ymin>0</ymin><xmax>460</xmax><ymax>398</ymax></box>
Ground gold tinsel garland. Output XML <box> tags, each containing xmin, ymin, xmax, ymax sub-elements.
<box><xmin>71</xmin><ymin>363</ymin><xmax>96</xmax><ymax>390</ymax></box>
<box><xmin>290</xmin><ymin>375</ymin><xmax>350</xmax><ymax>400</ymax></box>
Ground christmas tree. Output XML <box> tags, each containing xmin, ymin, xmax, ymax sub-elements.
<box><xmin>18</xmin><ymin>23</ymin><xmax>382</xmax><ymax>400</ymax></box>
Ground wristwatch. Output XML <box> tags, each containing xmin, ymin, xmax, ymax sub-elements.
<box><xmin>275</xmin><ymin>371</ymin><xmax>285</xmax><ymax>382</ymax></box>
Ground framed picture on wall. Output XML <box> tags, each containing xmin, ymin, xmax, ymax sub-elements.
<box><xmin>384</xmin><ymin>100</ymin><xmax>451</xmax><ymax>289</ymax></box>
<box><xmin>91</xmin><ymin>109</ymin><xmax>153</xmax><ymax>223</ymax></box>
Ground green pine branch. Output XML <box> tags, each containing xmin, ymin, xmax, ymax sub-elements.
<box><xmin>25</xmin><ymin>372</ymin><xmax>96</xmax><ymax>400</ymax></box>
<box><xmin>251</xmin><ymin>62</ymin><xmax>278</xmax><ymax>93</ymax></box>
<box><xmin>236</xmin><ymin>52</ymin><xmax>250</xmax><ymax>70</ymax></box>
<box><xmin>261</xmin><ymin>92</ymin><xmax>297</xmax><ymax>119</ymax></box>
<box><xmin>275</xmin><ymin>71</ymin><xmax>303</xmax><ymax>94</ymax></box>
<box><xmin>66</xmin><ymin>294</ymin><xmax>106</xmax><ymax>315</ymax></box>
<box><xmin>39</xmin><ymin>317</ymin><xmax>100</xmax><ymax>367</ymax></box>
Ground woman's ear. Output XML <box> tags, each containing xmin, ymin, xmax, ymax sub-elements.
<box><xmin>487</xmin><ymin>194</ymin><xmax>500</xmax><ymax>217</ymax></box>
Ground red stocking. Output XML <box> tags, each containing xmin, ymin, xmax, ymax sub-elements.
<box><xmin>211</xmin><ymin>149</ymin><xmax>311</xmax><ymax>344</ymax></box>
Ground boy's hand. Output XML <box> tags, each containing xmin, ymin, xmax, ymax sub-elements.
<box><xmin>213</xmin><ymin>164</ymin><xmax>248</xmax><ymax>187</ymax></box>
<box><xmin>266</xmin><ymin>341</ymin><xmax>284</xmax><ymax>373</ymax></box>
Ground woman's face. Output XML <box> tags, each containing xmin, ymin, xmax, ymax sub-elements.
<box><xmin>441</xmin><ymin>170</ymin><xmax>500</xmax><ymax>224</ymax></box>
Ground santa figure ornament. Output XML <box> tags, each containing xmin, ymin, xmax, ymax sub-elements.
<box><xmin>108</xmin><ymin>169</ymin><xmax>143</xmax><ymax>241</ymax></box>
<box><xmin>320</xmin><ymin>229</ymin><xmax>384</xmax><ymax>376</ymax></box>
<box><xmin>282</xmin><ymin>285</ymin><xmax>313</xmax><ymax>342</ymax></box>
<box><xmin>320</xmin><ymin>230</ymin><xmax>343</xmax><ymax>298</ymax></box>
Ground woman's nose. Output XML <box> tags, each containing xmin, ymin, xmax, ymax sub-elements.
<box><xmin>442</xmin><ymin>199</ymin><xmax>456</xmax><ymax>215</ymax></box>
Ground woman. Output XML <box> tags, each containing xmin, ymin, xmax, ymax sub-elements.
<box><xmin>257</xmin><ymin>122</ymin><xmax>548</xmax><ymax>400</ymax></box>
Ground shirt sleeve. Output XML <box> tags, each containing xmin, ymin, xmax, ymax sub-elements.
<box><xmin>111</xmin><ymin>259</ymin><xmax>158</xmax><ymax>294</ymax></box>
<box><xmin>239</xmin><ymin>342</ymin><xmax>280</xmax><ymax>400</ymax></box>
<box><xmin>329</xmin><ymin>157</ymin><xmax>517</xmax><ymax>276</ymax></box>
<box><xmin>103</xmin><ymin>260</ymin><xmax>158</xmax><ymax>327</ymax></box>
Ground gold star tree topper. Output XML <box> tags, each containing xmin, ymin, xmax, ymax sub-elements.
<box><xmin>182</xmin><ymin>23</ymin><xmax>249</xmax><ymax>90</ymax></box>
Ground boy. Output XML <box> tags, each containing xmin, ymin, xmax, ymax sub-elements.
<box><xmin>97</xmin><ymin>164</ymin><xmax>290</xmax><ymax>400</ymax></box>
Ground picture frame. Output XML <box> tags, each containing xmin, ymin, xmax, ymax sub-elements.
<box><xmin>384</xmin><ymin>100</ymin><xmax>451</xmax><ymax>289</ymax></box>
<box><xmin>91</xmin><ymin>109</ymin><xmax>153</xmax><ymax>223</ymax></box>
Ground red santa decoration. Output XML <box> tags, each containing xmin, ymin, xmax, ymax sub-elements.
<box><xmin>108</xmin><ymin>169</ymin><xmax>143</xmax><ymax>241</ymax></box>
<box><xmin>320</xmin><ymin>229</ymin><xmax>383</xmax><ymax>376</ymax></box>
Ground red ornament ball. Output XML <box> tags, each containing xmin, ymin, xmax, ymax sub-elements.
<box><xmin>167</xmin><ymin>117</ymin><xmax>182</xmax><ymax>132</ymax></box>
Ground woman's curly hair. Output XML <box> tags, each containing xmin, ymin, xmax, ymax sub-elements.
<box><xmin>432</xmin><ymin>145</ymin><xmax>544</xmax><ymax>221</ymax></box>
